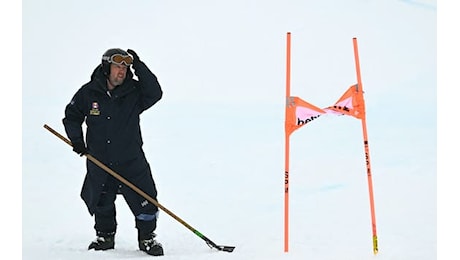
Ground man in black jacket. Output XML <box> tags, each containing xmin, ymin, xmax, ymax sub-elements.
<box><xmin>63</xmin><ymin>48</ymin><xmax>164</xmax><ymax>256</ymax></box>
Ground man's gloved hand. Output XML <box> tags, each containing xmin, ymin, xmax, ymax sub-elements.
<box><xmin>72</xmin><ymin>141</ymin><xmax>87</xmax><ymax>156</ymax></box>
<box><xmin>127</xmin><ymin>49</ymin><xmax>141</xmax><ymax>68</ymax></box>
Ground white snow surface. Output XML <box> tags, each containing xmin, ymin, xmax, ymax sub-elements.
<box><xmin>18</xmin><ymin>0</ymin><xmax>445</xmax><ymax>259</ymax></box>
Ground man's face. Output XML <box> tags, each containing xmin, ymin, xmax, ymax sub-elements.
<box><xmin>108</xmin><ymin>63</ymin><xmax>128</xmax><ymax>88</ymax></box>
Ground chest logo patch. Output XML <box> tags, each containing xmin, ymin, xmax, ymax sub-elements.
<box><xmin>90</xmin><ymin>102</ymin><xmax>100</xmax><ymax>116</ymax></box>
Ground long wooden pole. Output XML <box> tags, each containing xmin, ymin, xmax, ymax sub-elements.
<box><xmin>352</xmin><ymin>38</ymin><xmax>379</xmax><ymax>254</ymax></box>
<box><xmin>43</xmin><ymin>124</ymin><xmax>235</xmax><ymax>253</ymax></box>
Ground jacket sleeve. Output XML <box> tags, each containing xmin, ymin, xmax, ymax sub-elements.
<box><xmin>62</xmin><ymin>89</ymin><xmax>86</xmax><ymax>144</ymax></box>
<box><xmin>132</xmin><ymin>61</ymin><xmax>163</xmax><ymax>112</ymax></box>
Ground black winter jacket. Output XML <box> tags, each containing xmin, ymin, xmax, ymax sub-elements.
<box><xmin>63</xmin><ymin>61</ymin><xmax>162</xmax><ymax>215</ymax></box>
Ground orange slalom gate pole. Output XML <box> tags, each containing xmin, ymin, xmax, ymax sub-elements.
<box><xmin>284</xmin><ymin>32</ymin><xmax>292</xmax><ymax>253</ymax></box>
<box><xmin>352</xmin><ymin>37</ymin><xmax>379</xmax><ymax>254</ymax></box>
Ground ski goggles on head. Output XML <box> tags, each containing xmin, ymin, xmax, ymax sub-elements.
<box><xmin>107</xmin><ymin>54</ymin><xmax>133</xmax><ymax>66</ymax></box>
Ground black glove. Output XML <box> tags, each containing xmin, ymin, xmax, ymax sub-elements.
<box><xmin>127</xmin><ymin>49</ymin><xmax>141</xmax><ymax>68</ymax></box>
<box><xmin>72</xmin><ymin>141</ymin><xmax>87</xmax><ymax>156</ymax></box>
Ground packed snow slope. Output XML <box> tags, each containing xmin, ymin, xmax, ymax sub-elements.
<box><xmin>22</xmin><ymin>0</ymin><xmax>439</xmax><ymax>259</ymax></box>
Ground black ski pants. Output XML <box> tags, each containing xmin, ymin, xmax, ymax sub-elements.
<box><xmin>93</xmin><ymin>176</ymin><xmax>158</xmax><ymax>241</ymax></box>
